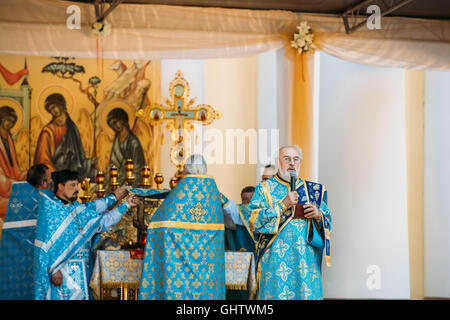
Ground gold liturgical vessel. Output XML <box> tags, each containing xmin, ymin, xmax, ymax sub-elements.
<box><xmin>80</xmin><ymin>178</ymin><xmax>92</xmax><ymax>203</ymax></box>
<box><xmin>141</xmin><ymin>166</ymin><xmax>152</xmax><ymax>188</ymax></box>
<box><xmin>124</xmin><ymin>159</ymin><xmax>136</xmax><ymax>187</ymax></box>
<box><xmin>109</xmin><ymin>166</ymin><xmax>120</xmax><ymax>191</ymax></box>
<box><xmin>169</xmin><ymin>177</ymin><xmax>178</xmax><ymax>189</ymax></box>
<box><xmin>95</xmin><ymin>171</ymin><xmax>106</xmax><ymax>198</ymax></box>
<box><xmin>154</xmin><ymin>173</ymin><xmax>164</xmax><ymax>189</ymax></box>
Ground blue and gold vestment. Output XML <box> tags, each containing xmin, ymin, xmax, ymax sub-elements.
<box><xmin>247</xmin><ymin>175</ymin><xmax>332</xmax><ymax>300</ymax></box>
<box><xmin>138</xmin><ymin>175</ymin><xmax>225</xmax><ymax>300</ymax></box>
<box><xmin>0</xmin><ymin>182</ymin><xmax>40</xmax><ymax>299</ymax></box>
<box><xmin>33</xmin><ymin>192</ymin><xmax>129</xmax><ymax>300</ymax></box>
<box><xmin>235</xmin><ymin>203</ymin><xmax>256</xmax><ymax>253</ymax></box>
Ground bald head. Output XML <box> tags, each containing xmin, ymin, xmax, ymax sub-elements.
<box><xmin>184</xmin><ymin>154</ymin><xmax>207</xmax><ymax>175</ymax></box>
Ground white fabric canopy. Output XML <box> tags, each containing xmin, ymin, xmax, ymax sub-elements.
<box><xmin>0</xmin><ymin>0</ymin><xmax>449</xmax><ymax>70</ymax></box>
<box><xmin>306</xmin><ymin>14</ymin><xmax>450</xmax><ymax>71</ymax></box>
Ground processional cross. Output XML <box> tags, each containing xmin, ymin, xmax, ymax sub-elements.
<box><xmin>137</xmin><ymin>70</ymin><xmax>222</xmax><ymax>176</ymax></box>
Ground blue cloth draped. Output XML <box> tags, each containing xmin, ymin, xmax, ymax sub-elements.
<box><xmin>129</xmin><ymin>187</ymin><xmax>170</xmax><ymax>198</ymax></box>
<box><xmin>0</xmin><ymin>182</ymin><xmax>40</xmax><ymax>300</ymax></box>
<box><xmin>33</xmin><ymin>192</ymin><xmax>121</xmax><ymax>300</ymax></box>
<box><xmin>138</xmin><ymin>175</ymin><xmax>225</xmax><ymax>300</ymax></box>
<box><xmin>247</xmin><ymin>175</ymin><xmax>332</xmax><ymax>300</ymax></box>
<box><xmin>235</xmin><ymin>204</ymin><xmax>256</xmax><ymax>253</ymax></box>
<box><xmin>225</xmin><ymin>228</ymin><xmax>237</xmax><ymax>251</ymax></box>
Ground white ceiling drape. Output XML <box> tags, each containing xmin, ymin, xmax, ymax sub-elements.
<box><xmin>0</xmin><ymin>0</ymin><xmax>449</xmax><ymax>70</ymax></box>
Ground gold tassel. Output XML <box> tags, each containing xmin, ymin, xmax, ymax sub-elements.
<box><xmin>226</xmin><ymin>284</ymin><xmax>248</xmax><ymax>291</ymax></box>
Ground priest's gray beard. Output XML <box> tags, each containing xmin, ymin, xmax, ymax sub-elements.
<box><xmin>278</xmin><ymin>168</ymin><xmax>299</xmax><ymax>181</ymax></box>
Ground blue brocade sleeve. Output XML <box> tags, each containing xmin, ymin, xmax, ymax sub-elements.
<box><xmin>246</xmin><ymin>183</ymin><xmax>288</xmax><ymax>235</ymax></box>
<box><xmin>98</xmin><ymin>201</ymin><xmax>131</xmax><ymax>233</ymax></box>
<box><xmin>317</xmin><ymin>189</ymin><xmax>332</xmax><ymax>232</ymax></box>
<box><xmin>83</xmin><ymin>194</ymin><xmax>117</xmax><ymax>214</ymax></box>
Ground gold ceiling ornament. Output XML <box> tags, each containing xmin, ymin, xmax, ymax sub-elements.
<box><xmin>137</xmin><ymin>70</ymin><xmax>222</xmax><ymax>174</ymax></box>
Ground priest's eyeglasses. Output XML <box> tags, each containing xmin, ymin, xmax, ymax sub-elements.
<box><xmin>281</xmin><ymin>156</ymin><xmax>301</xmax><ymax>164</ymax></box>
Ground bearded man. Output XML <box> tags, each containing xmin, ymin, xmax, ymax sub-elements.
<box><xmin>33</xmin><ymin>169</ymin><xmax>140</xmax><ymax>300</ymax></box>
<box><xmin>247</xmin><ymin>145</ymin><xmax>332</xmax><ymax>300</ymax></box>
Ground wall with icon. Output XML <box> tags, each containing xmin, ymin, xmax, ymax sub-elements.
<box><xmin>0</xmin><ymin>54</ymin><xmax>161</xmax><ymax>224</ymax></box>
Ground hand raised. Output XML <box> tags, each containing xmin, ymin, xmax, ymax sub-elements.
<box><xmin>127</xmin><ymin>194</ymin><xmax>141</xmax><ymax>208</ymax></box>
<box><xmin>113</xmin><ymin>185</ymin><xmax>129</xmax><ymax>201</ymax></box>
<box><xmin>282</xmin><ymin>191</ymin><xmax>299</xmax><ymax>208</ymax></box>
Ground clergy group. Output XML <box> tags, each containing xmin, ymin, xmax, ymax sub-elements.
<box><xmin>0</xmin><ymin>145</ymin><xmax>332</xmax><ymax>300</ymax></box>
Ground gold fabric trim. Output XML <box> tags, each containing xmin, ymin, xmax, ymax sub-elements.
<box><xmin>183</xmin><ymin>174</ymin><xmax>215</xmax><ymax>179</ymax></box>
<box><xmin>147</xmin><ymin>220</ymin><xmax>224</xmax><ymax>231</ymax></box>
<box><xmin>302</xmin><ymin>181</ymin><xmax>310</xmax><ymax>203</ymax></box>
<box><xmin>248</xmin><ymin>208</ymin><xmax>261</xmax><ymax>233</ymax></box>
<box><xmin>226</xmin><ymin>283</ymin><xmax>248</xmax><ymax>290</ymax></box>
<box><xmin>274</xmin><ymin>174</ymin><xmax>302</xmax><ymax>189</ymax></box>
<box><xmin>261</xmin><ymin>180</ymin><xmax>273</xmax><ymax>208</ymax></box>
<box><xmin>99</xmin><ymin>282</ymin><xmax>141</xmax><ymax>289</ymax></box>
<box><xmin>279</xmin><ymin>200</ymin><xmax>288</xmax><ymax>213</ymax></box>
<box><xmin>238</xmin><ymin>206</ymin><xmax>255</xmax><ymax>242</ymax></box>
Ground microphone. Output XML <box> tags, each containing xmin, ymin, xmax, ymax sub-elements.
<box><xmin>290</xmin><ymin>170</ymin><xmax>296</xmax><ymax>192</ymax></box>
<box><xmin>290</xmin><ymin>170</ymin><xmax>301</xmax><ymax>218</ymax></box>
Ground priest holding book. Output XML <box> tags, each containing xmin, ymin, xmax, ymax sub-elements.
<box><xmin>246</xmin><ymin>145</ymin><xmax>332</xmax><ymax>300</ymax></box>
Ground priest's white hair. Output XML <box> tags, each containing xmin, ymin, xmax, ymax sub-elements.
<box><xmin>184</xmin><ymin>154</ymin><xmax>207</xmax><ymax>175</ymax></box>
<box><xmin>275</xmin><ymin>145</ymin><xmax>303</xmax><ymax>181</ymax></box>
<box><xmin>277</xmin><ymin>145</ymin><xmax>303</xmax><ymax>162</ymax></box>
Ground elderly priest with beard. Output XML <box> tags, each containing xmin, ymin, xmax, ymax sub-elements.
<box><xmin>139</xmin><ymin>154</ymin><xmax>226</xmax><ymax>300</ymax></box>
<box><xmin>247</xmin><ymin>145</ymin><xmax>332</xmax><ymax>300</ymax></box>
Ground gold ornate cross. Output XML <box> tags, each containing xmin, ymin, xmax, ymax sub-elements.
<box><xmin>137</xmin><ymin>70</ymin><xmax>222</xmax><ymax>173</ymax></box>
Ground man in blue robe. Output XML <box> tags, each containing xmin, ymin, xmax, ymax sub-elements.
<box><xmin>247</xmin><ymin>145</ymin><xmax>332</xmax><ymax>300</ymax></box>
<box><xmin>33</xmin><ymin>169</ymin><xmax>140</xmax><ymax>300</ymax></box>
<box><xmin>234</xmin><ymin>186</ymin><xmax>256</xmax><ymax>253</ymax></box>
<box><xmin>225</xmin><ymin>186</ymin><xmax>256</xmax><ymax>253</ymax></box>
<box><xmin>0</xmin><ymin>164</ymin><xmax>51</xmax><ymax>299</ymax></box>
<box><xmin>138</xmin><ymin>154</ymin><xmax>225</xmax><ymax>300</ymax></box>
<box><xmin>221</xmin><ymin>193</ymin><xmax>238</xmax><ymax>251</ymax></box>
<box><xmin>261</xmin><ymin>165</ymin><xmax>276</xmax><ymax>182</ymax></box>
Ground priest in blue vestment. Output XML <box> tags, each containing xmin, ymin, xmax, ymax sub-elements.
<box><xmin>235</xmin><ymin>186</ymin><xmax>256</xmax><ymax>253</ymax></box>
<box><xmin>138</xmin><ymin>154</ymin><xmax>225</xmax><ymax>300</ymax></box>
<box><xmin>247</xmin><ymin>145</ymin><xmax>332</xmax><ymax>300</ymax></box>
<box><xmin>0</xmin><ymin>164</ymin><xmax>51</xmax><ymax>299</ymax></box>
<box><xmin>226</xmin><ymin>186</ymin><xmax>256</xmax><ymax>253</ymax></box>
<box><xmin>33</xmin><ymin>169</ymin><xmax>140</xmax><ymax>300</ymax></box>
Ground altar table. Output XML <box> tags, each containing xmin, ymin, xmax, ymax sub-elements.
<box><xmin>89</xmin><ymin>250</ymin><xmax>256</xmax><ymax>300</ymax></box>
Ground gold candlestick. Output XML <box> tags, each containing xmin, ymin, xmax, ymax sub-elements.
<box><xmin>169</xmin><ymin>177</ymin><xmax>178</xmax><ymax>189</ymax></box>
<box><xmin>175</xmin><ymin>166</ymin><xmax>184</xmax><ymax>180</ymax></box>
<box><xmin>124</xmin><ymin>159</ymin><xmax>136</xmax><ymax>187</ymax></box>
<box><xmin>141</xmin><ymin>166</ymin><xmax>152</xmax><ymax>189</ymax></box>
<box><xmin>95</xmin><ymin>171</ymin><xmax>106</xmax><ymax>198</ymax></box>
<box><xmin>109</xmin><ymin>166</ymin><xmax>120</xmax><ymax>191</ymax></box>
<box><xmin>154</xmin><ymin>173</ymin><xmax>164</xmax><ymax>190</ymax></box>
<box><xmin>80</xmin><ymin>178</ymin><xmax>91</xmax><ymax>203</ymax></box>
